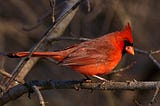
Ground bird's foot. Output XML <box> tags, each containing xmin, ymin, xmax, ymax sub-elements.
<box><xmin>81</xmin><ymin>78</ymin><xmax>92</xmax><ymax>83</ymax></box>
<box><xmin>80</xmin><ymin>75</ymin><xmax>92</xmax><ymax>83</ymax></box>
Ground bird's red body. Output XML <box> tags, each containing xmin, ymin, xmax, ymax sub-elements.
<box><xmin>8</xmin><ymin>24</ymin><xmax>134</xmax><ymax>77</ymax></box>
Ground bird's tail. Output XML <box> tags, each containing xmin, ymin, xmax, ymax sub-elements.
<box><xmin>1</xmin><ymin>51</ymin><xmax>64</xmax><ymax>61</ymax></box>
<box><xmin>7</xmin><ymin>52</ymin><xmax>54</xmax><ymax>57</ymax></box>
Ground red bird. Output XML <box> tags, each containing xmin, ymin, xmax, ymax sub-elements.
<box><xmin>7</xmin><ymin>24</ymin><xmax>134</xmax><ymax>81</ymax></box>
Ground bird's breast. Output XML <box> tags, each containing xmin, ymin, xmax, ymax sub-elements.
<box><xmin>69</xmin><ymin>56</ymin><xmax>121</xmax><ymax>76</ymax></box>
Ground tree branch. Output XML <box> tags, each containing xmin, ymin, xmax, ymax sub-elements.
<box><xmin>32</xmin><ymin>85</ymin><xmax>46</xmax><ymax>106</ymax></box>
<box><xmin>1</xmin><ymin>80</ymin><xmax>160</xmax><ymax>105</ymax></box>
<box><xmin>148</xmin><ymin>87</ymin><xmax>159</xmax><ymax>106</ymax></box>
<box><xmin>135</xmin><ymin>48</ymin><xmax>160</xmax><ymax>69</ymax></box>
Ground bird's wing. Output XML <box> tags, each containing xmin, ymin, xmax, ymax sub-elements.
<box><xmin>61</xmin><ymin>45</ymin><xmax>114</xmax><ymax>66</ymax></box>
<box><xmin>62</xmin><ymin>54</ymin><xmax>102</xmax><ymax>66</ymax></box>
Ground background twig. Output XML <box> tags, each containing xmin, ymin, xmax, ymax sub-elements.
<box><xmin>148</xmin><ymin>87</ymin><xmax>159</xmax><ymax>106</ymax></box>
<box><xmin>32</xmin><ymin>85</ymin><xmax>46</xmax><ymax>106</ymax></box>
<box><xmin>135</xmin><ymin>48</ymin><xmax>160</xmax><ymax>69</ymax></box>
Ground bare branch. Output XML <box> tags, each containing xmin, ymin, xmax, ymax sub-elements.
<box><xmin>86</xmin><ymin>0</ymin><xmax>91</xmax><ymax>12</ymax></box>
<box><xmin>48</xmin><ymin>36</ymin><xmax>90</xmax><ymax>43</ymax></box>
<box><xmin>23</xmin><ymin>0</ymin><xmax>56</xmax><ymax>31</ymax></box>
<box><xmin>134</xmin><ymin>99</ymin><xmax>143</xmax><ymax>106</ymax></box>
<box><xmin>1</xmin><ymin>80</ymin><xmax>160</xmax><ymax>105</ymax></box>
<box><xmin>148</xmin><ymin>55</ymin><xmax>160</xmax><ymax>69</ymax></box>
<box><xmin>148</xmin><ymin>87</ymin><xmax>159</xmax><ymax>106</ymax></box>
<box><xmin>150</xmin><ymin>50</ymin><xmax>160</xmax><ymax>54</ymax></box>
<box><xmin>32</xmin><ymin>85</ymin><xmax>46</xmax><ymax>106</ymax></box>
<box><xmin>134</xmin><ymin>48</ymin><xmax>148</xmax><ymax>54</ymax></box>
<box><xmin>135</xmin><ymin>48</ymin><xmax>160</xmax><ymax>69</ymax></box>
<box><xmin>49</xmin><ymin>0</ymin><xmax>56</xmax><ymax>23</ymax></box>
<box><xmin>108</xmin><ymin>61</ymin><xmax>136</xmax><ymax>75</ymax></box>
<box><xmin>0</xmin><ymin>69</ymin><xmax>11</xmax><ymax>78</ymax></box>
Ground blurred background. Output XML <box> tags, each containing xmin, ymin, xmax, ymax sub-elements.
<box><xmin>0</xmin><ymin>0</ymin><xmax>160</xmax><ymax>106</ymax></box>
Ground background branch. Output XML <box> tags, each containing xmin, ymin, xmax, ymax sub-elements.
<box><xmin>148</xmin><ymin>87</ymin><xmax>159</xmax><ymax>106</ymax></box>
<box><xmin>32</xmin><ymin>85</ymin><xmax>46</xmax><ymax>106</ymax></box>
<box><xmin>135</xmin><ymin>48</ymin><xmax>160</xmax><ymax>69</ymax></box>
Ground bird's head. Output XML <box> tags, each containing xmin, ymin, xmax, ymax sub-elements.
<box><xmin>120</xmin><ymin>23</ymin><xmax>134</xmax><ymax>55</ymax></box>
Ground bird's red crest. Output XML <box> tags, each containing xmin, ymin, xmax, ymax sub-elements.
<box><xmin>121</xmin><ymin>23</ymin><xmax>133</xmax><ymax>43</ymax></box>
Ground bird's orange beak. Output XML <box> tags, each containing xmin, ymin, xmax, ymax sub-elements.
<box><xmin>125</xmin><ymin>46</ymin><xmax>135</xmax><ymax>55</ymax></box>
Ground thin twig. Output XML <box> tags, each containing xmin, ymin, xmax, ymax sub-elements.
<box><xmin>134</xmin><ymin>99</ymin><xmax>143</xmax><ymax>106</ymax></box>
<box><xmin>109</xmin><ymin>61</ymin><xmax>136</xmax><ymax>75</ymax></box>
<box><xmin>48</xmin><ymin>36</ymin><xmax>90</xmax><ymax>43</ymax></box>
<box><xmin>49</xmin><ymin>0</ymin><xmax>56</xmax><ymax>23</ymax></box>
<box><xmin>86</xmin><ymin>0</ymin><xmax>91</xmax><ymax>12</ymax></box>
<box><xmin>135</xmin><ymin>48</ymin><xmax>160</xmax><ymax>69</ymax></box>
<box><xmin>0</xmin><ymin>69</ymin><xmax>11</xmax><ymax>78</ymax></box>
<box><xmin>0</xmin><ymin>69</ymin><xmax>23</xmax><ymax>93</ymax></box>
<box><xmin>148</xmin><ymin>87</ymin><xmax>159</xmax><ymax>106</ymax></box>
<box><xmin>134</xmin><ymin>48</ymin><xmax>148</xmax><ymax>54</ymax></box>
<box><xmin>32</xmin><ymin>85</ymin><xmax>46</xmax><ymax>106</ymax></box>
<box><xmin>148</xmin><ymin>55</ymin><xmax>160</xmax><ymax>69</ymax></box>
<box><xmin>23</xmin><ymin>0</ymin><xmax>56</xmax><ymax>31</ymax></box>
<box><xmin>23</xmin><ymin>10</ymin><xmax>51</xmax><ymax>31</ymax></box>
<box><xmin>0</xmin><ymin>69</ymin><xmax>23</xmax><ymax>84</ymax></box>
<box><xmin>150</xmin><ymin>50</ymin><xmax>160</xmax><ymax>54</ymax></box>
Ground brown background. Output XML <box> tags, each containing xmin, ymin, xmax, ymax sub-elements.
<box><xmin>0</xmin><ymin>0</ymin><xmax>160</xmax><ymax>106</ymax></box>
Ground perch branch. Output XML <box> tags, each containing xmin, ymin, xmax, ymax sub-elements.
<box><xmin>1</xmin><ymin>80</ymin><xmax>160</xmax><ymax>105</ymax></box>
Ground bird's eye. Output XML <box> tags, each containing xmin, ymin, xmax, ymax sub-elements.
<box><xmin>125</xmin><ymin>46</ymin><xmax>132</xmax><ymax>51</ymax></box>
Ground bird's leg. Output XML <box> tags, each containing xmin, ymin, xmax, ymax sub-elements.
<box><xmin>84</xmin><ymin>75</ymin><xmax>90</xmax><ymax>80</ymax></box>
<box><xmin>81</xmin><ymin>75</ymin><xmax>92</xmax><ymax>83</ymax></box>
<box><xmin>92</xmin><ymin>75</ymin><xmax>109</xmax><ymax>84</ymax></box>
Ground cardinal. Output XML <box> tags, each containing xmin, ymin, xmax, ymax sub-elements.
<box><xmin>5</xmin><ymin>23</ymin><xmax>134</xmax><ymax>81</ymax></box>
